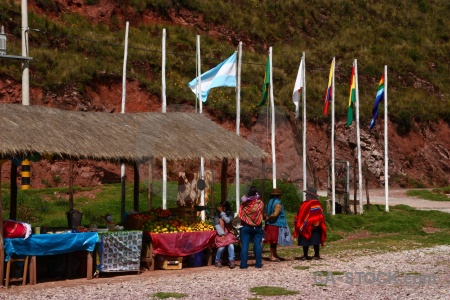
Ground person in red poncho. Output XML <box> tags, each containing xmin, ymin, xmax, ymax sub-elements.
<box><xmin>293</xmin><ymin>187</ymin><xmax>327</xmax><ymax>260</ymax></box>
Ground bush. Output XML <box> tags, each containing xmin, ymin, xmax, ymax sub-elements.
<box><xmin>394</xmin><ymin>110</ymin><xmax>413</xmax><ymax>136</ymax></box>
<box><xmin>245</xmin><ymin>179</ymin><xmax>302</xmax><ymax>213</ymax></box>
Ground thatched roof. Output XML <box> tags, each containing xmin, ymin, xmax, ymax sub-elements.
<box><xmin>0</xmin><ymin>103</ymin><xmax>268</xmax><ymax>162</ymax></box>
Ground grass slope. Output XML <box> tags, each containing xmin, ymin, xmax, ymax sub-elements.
<box><xmin>0</xmin><ymin>0</ymin><xmax>448</xmax><ymax>128</ymax></box>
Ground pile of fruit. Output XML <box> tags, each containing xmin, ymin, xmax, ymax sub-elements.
<box><xmin>154</xmin><ymin>207</ymin><xmax>172</xmax><ymax>218</ymax></box>
<box><xmin>142</xmin><ymin>216</ymin><xmax>214</xmax><ymax>234</ymax></box>
<box><xmin>127</xmin><ymin>207</ymin><xmax>171</xmax><ymax>222</ymax></box>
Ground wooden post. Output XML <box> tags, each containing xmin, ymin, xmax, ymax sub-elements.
<box><xmin>210</xmin><ymin>160</ymin><xmax>215</xmax><ymax>210</ymax></box>
<box><xmin>69</xmin><ymin>160</ymin><xmax>74</xmax><ymax>210</ymax></box>
<box><xmin>86</xmin><ymin>251</ymin><xmax>93</xmax><ymax>280</ymax></box>
<box><xmin>133</xmin><ymin>163</ymin><xmax>139</xmax><ymax>212</ymax></box>
<box><xmin>120</xmin><ymin>162</ymin><xmax>126</xmax><ymax>224</ymax></box>
<box><xmin>148</xmin><ymin>159</ymin><xmax>153</xmax><ymax>211</ymax></box>
<box><xmin>29</xmin><ymin>256</ymin><xmax>36</xmax><ymax>285</ymax></box>
<box><xmin>0</xmin><ymin>162</ymin><xmax>4</xmax><ymax>285</ymax></box>
<box><xmin>261</xmin><ymin>158</ymin><xmax>266</xmax><ymax>203</ymax></box>
<box><xmin>353</xmin><ymin>158</ymin><xmax>357</xmax><ymax>214</ymax></box>
<box><xmin>10</xmin><ymin>161</ymin><xmax>17</xmax><ymax>220</ymax></box>
<box><xmin>220</xmin><ymin>158</ymin><xmax>228</xmax><ymax>202</ymax></box>
<box><xmin>364</xmin><ymin>162</ymin><xmax>370</xmax><ymax>208</ymax></box>
<box><xmin>149</xmin><ymin>241</ymin><xmax>155</xmax><ymax>271</ymax></box>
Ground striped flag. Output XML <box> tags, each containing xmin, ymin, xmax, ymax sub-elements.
<box><xmin>323</xmin><ymin>59</ymin><xmax>335</xmax><ymax>115</ymax></box>
<box><xmin>370</xmin><ymin>75</ymin><xmax>385</xmax><ymax>130</ymax></box>
<box><xmin>258</xmin><ymin>57</ymin><xmax>270</xmax><ymax>106</ymax></box>
<box><xmin>347</xmin><ymin>65</ymin><xmax>356</xmax><ymax>126</ymax></box>
<box><xmin>188</xmin><ymin>52</ymin><xmax>237</xmax><ymax>102</ymax></box>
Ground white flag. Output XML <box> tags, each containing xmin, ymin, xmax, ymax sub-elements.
<box><xmin>188</xmin><ymin>52</ymin><xmax>237</xmax><ymax>102</ymax></box>
<box><xmin>292</xmin><ymin>58</ymin><xmax>304</xmax><ymax>115</ymax></box>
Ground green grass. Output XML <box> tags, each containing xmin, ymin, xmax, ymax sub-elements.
<box><xmin>249</xmin><ymin>286</ymin><xmax>298</xmax><ymax>297</ymax></box>
<box><xmin>151</xmin><ymin>292</ymin><xmax>187</xmax><ymax>299</ymax></box>
<box><xmin>293</xmin><ymin>265</ymin><xmax>310</xmax><ymax>270</ymax></box>
<box><xmin>406</xmin><ymin>186</ymin><xmax>450</xmax><ymax>201</ymax></box>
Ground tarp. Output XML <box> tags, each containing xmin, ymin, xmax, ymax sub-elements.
<box><xmin>4</xmin><ymin>232</ymin><xmax>98</xmax><ymax>261</ymax></box>
<box><xmin>150</xmin><ymin>231</ymin><xmax>216</xmax><ymax>257</ymax></box>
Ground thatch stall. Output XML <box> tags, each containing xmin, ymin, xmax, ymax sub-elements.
<box><xmin>0</xmin><ymin>103</ymin><xmax>268</xmax><ymax>282</ymax></box>
<box><xmin>0</xmin><ymin>103</ymin><xmax>267</xmax><ymax>161</ymax></box>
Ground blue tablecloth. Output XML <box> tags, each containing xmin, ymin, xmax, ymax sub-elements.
<box><xmin>4</xmin><ymin>232</ymin><xmax>99</xmax><ymax>261</ymax></box>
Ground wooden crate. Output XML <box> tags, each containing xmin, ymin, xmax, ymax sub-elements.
<box><xmin>169</xmin><ymin>207</ymin><xmax>197</xmax><ymax>218</ymax></box>
<box><xmin>125</xmin><ymin>215</ymin><xmax>147</xmax><ymax>230</ymax></box>
<box><xmin>155</xmin><ymin>255</ymin><xmax>183</xmax><ymax>270</ymax></box>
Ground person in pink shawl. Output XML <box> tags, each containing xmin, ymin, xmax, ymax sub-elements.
<box><xmin>238</xmin><ymin>186</ymin><xmax>264</xmax><ymax>269</ymax></box>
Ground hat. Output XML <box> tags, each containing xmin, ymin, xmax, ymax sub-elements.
<box><xmin>271</xmin><ymin>188</ymin><xmax>283</xmax><ymax>196</ymax></box>
<box><xmin>247</xmin><ymin>186</ymin><xmax>259</xmax><ymax>197</ymax></box>
<box><xmin>303</xmin><ymin>187</ymin><xmax>318</xmax><ymax>197</ymax></box>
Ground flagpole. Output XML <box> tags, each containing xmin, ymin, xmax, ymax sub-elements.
<box><xmin>236</xmin><ymin>42</ymin><xmax>242</xmax><ymax>215</ymax></box>
<box><xmin>302</xmin><ymin>52</ymin><xmax>307</xmax><ymax>199</ymax></box>
<box><xmin>269</xmin><ymin>47</ymin><xmax>276</xmax><ymax>188</ymax></box>
<box><xmin>120</xmin><ymin>21</ymin><xmax>129</xmax><ymax>222</ymax></box>
<box><xmin>162</xmin><ymin>28</ymin><xmax>167</xmax><ymax>210</ymax></box>
<box><xmin>162</xmin><ymin>29</ymin><xmax>167</xmax><ymax>113</ymax></box>
<box><xmin>384</xmin><ymin>65</ymin><xmax>389</xmax><ymax>212</ymax></box>
<box><xmin>355</xmin><ymin>59</ymin><xmax>363</xmax><ymax>214</ymax></box>
<box><xmin>196</xmin><ymin>35</ymin><xmax>205</xmax><ymax>220</ymax></box>
<box><xmin>331</xmin><ymin>57</ymin><xmax>336</xmax><ymax>216</ymax></box>
<box><xmin>197</xmin><ymin>35</ymin><xmax>202</xmax><ymax>114</ymax></box>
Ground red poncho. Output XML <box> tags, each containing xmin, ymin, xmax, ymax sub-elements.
<box><xmin>293</xmin><ymin>199</ymin><xmax>327</xmax><ymax>246</ymax></box>
<box><xmin>239</xmin><ymin>199</ymin><xmax>264</xmax><ymax>226</ymax></box>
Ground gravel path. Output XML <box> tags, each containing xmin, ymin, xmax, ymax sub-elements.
<box><xmin>1</xmin><ymin>245</ymin><xmax>449</xmax><ymax>300</ymax></box>
<box><xmin>319</xmin><ymin>188</ymin><xmax>450</xmax><ymax>213</ymax></box>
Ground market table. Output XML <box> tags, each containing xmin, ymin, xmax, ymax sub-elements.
<box><xmin>3</xmin><ymin>232</ymin><xmax>98</xmax><ymax>284</ymax></box>
<box><xmin>144</xmin><ymin>230</ymin><xmax>216</xmax><ymax>270</ymax></box>
<box><xmin>95</xmin><ymin>230</ymin><xmax>142</xmax><ymax>275</ymax></box>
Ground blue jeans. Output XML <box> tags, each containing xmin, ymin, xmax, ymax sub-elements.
<box><xmin>239</xmin><ymin>225</ymin><xmax>263</xmax><ymax>268</ymax></box>
<box><xmin>215</xmin><ymin>243</ymin><xmax>235</xmax><ymax>262</ymax></box>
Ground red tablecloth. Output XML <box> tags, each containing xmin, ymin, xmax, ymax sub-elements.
<box><xmin>149</xmin><ymin>230</ymin><xmax>216</xmax><ymax>257</ymax></box>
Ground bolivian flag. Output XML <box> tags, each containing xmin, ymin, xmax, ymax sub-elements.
<box><xmin>323</xmin><ymin>59</ymin><xmax>334</xmax><ymax>115</ymax></box>
<box><xmin>347</xmin><ymin>65</ymin><xmax>356</xmax><ymax>126</ymax></box>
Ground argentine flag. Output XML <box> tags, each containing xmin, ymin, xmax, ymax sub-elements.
<box><xmin>188</xmin><ymin>52</ymin><xmax>237</xmax><ymax>102</ymax></box>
